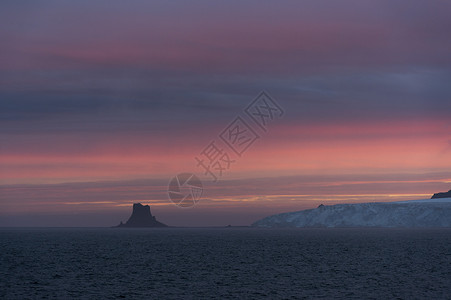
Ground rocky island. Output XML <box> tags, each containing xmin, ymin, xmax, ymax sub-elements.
<box><xmin>115</xmin><ymin>203</ymin><xmax>168</xmax><ymax>228</ymax></box>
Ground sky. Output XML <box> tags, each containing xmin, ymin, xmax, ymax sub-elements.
<box><xmin>1</xmin><ymin>0</ymin><xmax>451</xmax><ymax>226</ymax></box>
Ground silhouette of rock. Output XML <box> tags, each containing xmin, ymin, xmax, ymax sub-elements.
<box><xmin>115</xmin><ymin>203</ymin><xmax>168</xmax><ymax>227</ymax></box>
<box><xmin>431</xmin><ymin>189</ymin><xmax>451</xmax><ymax>199</ymax></box>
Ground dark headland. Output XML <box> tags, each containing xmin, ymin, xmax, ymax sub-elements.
<box><xmin>115</xmin><ymin>203</ymin><xmax>168</xmax><ymax>228</ymax></box>
<box><xmin>431</xmin><ymin>189</ymin><xmax>451</xmax><ymax>199</ymax></box>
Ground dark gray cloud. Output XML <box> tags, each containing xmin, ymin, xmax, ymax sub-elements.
<box><xmin>1</xmin><ymin>0</ymin><xmax>451</xmax><ymax>135</ymax></box>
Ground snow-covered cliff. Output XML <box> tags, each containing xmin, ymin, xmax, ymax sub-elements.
<box><xmin>252</xmin><ymin>198</ymin><xmax>451</xmax><ymax>228</ymax></box>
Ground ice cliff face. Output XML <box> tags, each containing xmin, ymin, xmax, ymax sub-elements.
<box><xmin>252</xmin><ymin>198</ymin><xmax>451</xmax><ymax>228</ymax></box>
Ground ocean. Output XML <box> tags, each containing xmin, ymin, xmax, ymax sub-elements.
<box><xmin>1</xmin><ymin>228</ymin><xmax>451</xmax><ymax>299</ymax></box>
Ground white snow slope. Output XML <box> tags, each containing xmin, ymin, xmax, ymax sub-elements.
<box><xmin>252</xmin><ymin>198</ymin><xmax>451</xmax><ymax>228</ymax></box>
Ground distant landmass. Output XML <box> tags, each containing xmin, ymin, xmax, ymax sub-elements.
<box><xmin>253</xmin><ymin>190</ymin><xmax>451</xmax><ymax>228</ymax></box>
<box><xmin>115</xmin><ymin>203</ymin><xmax>168</xmax><ymax>228</ymax></box>
<box><xmin>431</xmin><ymin>189</ymin><xmax>451</xmax><ymax>199</ymax></box>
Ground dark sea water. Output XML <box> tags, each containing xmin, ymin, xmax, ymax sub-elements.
<box><xmin>1</xmin><ymin>228</ymin><xmax>451</xmax><ymax>299</ymax></box>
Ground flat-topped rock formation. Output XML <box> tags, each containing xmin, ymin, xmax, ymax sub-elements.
<box><xmin>115</xmin><ymin>203</ymin><xmax>167</xmax><ymax>228</ymax></box>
